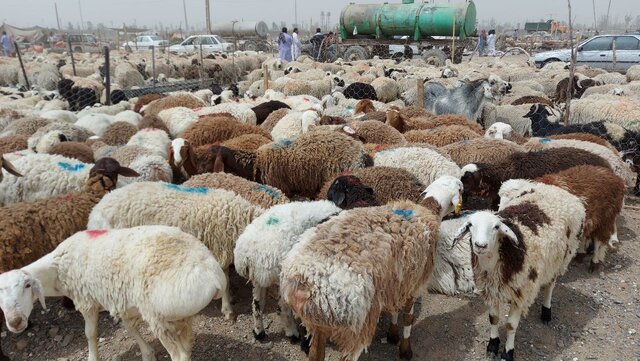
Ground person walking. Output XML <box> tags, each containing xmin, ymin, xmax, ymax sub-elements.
<box><xmin>291</xmin><ymin>27</ymin><xmax>303</xmax><ymax>60</ymax></box>
<box><xmin>477</xmin><ymin>29</ymin><xmax>486</xmax><ymax>56</ymax></box>
<box><xmin>1</xmin><ymin>32</ymin><xmax>13</xmax><ymax>57</ymax></box>
<box><xmin>277</xmin><ymin>27</ymin><xmax>293</xmax><ymax>62</ymax></box>
<box><xmin>487</xmin><ymin>29</ymin><xmax>497</xmax><ymax>56</ymax></box>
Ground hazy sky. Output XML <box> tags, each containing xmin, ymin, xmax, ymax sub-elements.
<box><xmin>3</xmin><ymin>0</ymin><xmax>639</xmax><ymax>30</ymax></box>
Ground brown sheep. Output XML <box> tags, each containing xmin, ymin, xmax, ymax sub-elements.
<box><xmin>143</xmin><ymin>93</ymin><xmax>206</xmax><ymax>117</ymax></box>
<box><xmin>0</xmin><ymin>134</ymin><xmax>28</xmax><ymax>155</ymax></box>
<box><xmin>404</xmin><ymin>125</ymin><xmax>481</xmax><ymax>147</ymax></box>
<box><xmin>441</xmin><ymin>138</ymin><xmax>526</xmax><ymax>167</ymax></box>
<box><xmin>181</xmin><ymin>116</ymin><xmax>271</xmax><ymax>148</ymax></box>
<box><xmin>535</xmin><ymin>165</ymin><xmax>624</xmax><ymax>272</ymax></box>
<box><xmin>549</xmin><ymin>133</ymin><xmax>618</xmax><ymax>154</ymax></box>
<box><xmin>222</xmin><ymin>134</ymin><xmax>272</xmax><ymax>152</ymax></box>
<box><xmin>510</xmin><ymin>95</ymin><xmax>554</xmax><ymax>106</ymax></box>
<box><xmin>347</xmin><ymin>120</ymin><xmax>406</xmax><ymax>145</ymax></box>
<box><xmin>102</xmin><ymin>121</ymin><xmax>138</xmax><ymax>146</ymax></box>
<box><xmin>133</xmin><ymin>93</ymin><xmax>164</xmax><ymax>113</ymax></box>
<box><xmin>48</xmin><ymin>142</ymin><xmax>95</xmax><ymax>164</ymax></box>
<box><xmin>260</xmin><ymin>108</ymin><xmax>290</xmax><ymax>132</ymax></box>
<box><xmin>354</xmin><ymin>99</ymin><xmax>377</xmax><ymax>114</ymax></box>
<box><xmin>138</xmin><ymin>114</ymin><xmax>170</xmax><ymax>133</ymax></box>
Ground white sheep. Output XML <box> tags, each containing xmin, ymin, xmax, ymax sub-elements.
<box><xmin>0</xmin><ymin>225</ymin><xmax>226</xmax><ymax>361</ymax></box>
<box><xmin>450</xmin><ymin>180</ymin><xmax>586</xmax><ymax>361</ymax></box>
<box><xmin>158</xmin><ymin>106</ymin><xmax>199</xmax><ymax>138</ymax></box>
<box><xmin>74</xmin><ymin>113</ymin><xmax>115</xmax><ymax>136</ymax></box>
<box><xmin>87</xmin><ymin>182</ymin><xmax>264</xmax><ymax>320</ymax></box>
<box><xmin>126</xmin><ymin>128</ymin><xmax>171</xmax><ymax>159</ymax></box>
<box><xmin>196</xmin><ymin>103</ymin><xmax>257</xmax><ymax>125</ymax></box>
<box><xmin>270</xmin><ymin>110</ymin><xmax>320</xmax><ymax>141</ymax></box>
<box><xmin>373</xmin><ymin>146</ymin><xmax>462</xmax><ymax>187</ymax></box>
<box><xmin>234</xmin><ymin>200</ymin><xmax>342</xmax><ymax>340</ymax></box>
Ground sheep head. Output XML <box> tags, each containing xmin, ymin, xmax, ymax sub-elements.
<box><xmin>422</xmin><ymin>175</ymin><xmax>464</xmax><ymax>219</ymax></box>
<box><xmin>89</xmin><ymin>157</ymin><xmax>140</xmax><ymax>191</ymax></box>
<box><xmin>326</xmin><ymin>175</ymin><xmax>378</xmax><ymax>209</ymax></box>
<box><xmin>485</xmin><ymin>122</ymin><xmax>514</xmax><ymax>140</ymax></box>
<box><xmin>354</xmin><ymin>99</ymin><xmax>376</xmax><ymax>115</ymax></box>
<box><xmin>168</xmin><ymin>138</ymin><xmax>198</xmax><ymax>181</ymax></box>
<box><xmin>497</xmin><ymin>179</ymin><xmax>537</xmax><ymax>211</ymax></box>
<box><xmin>451</xmin><ymin>211</ymin><xmax>520</xmax><ymax>257</ymax></box>
<box><xmin>0</xmin><ymin>270</ymin><xmax>46</xmax><ymax>334</ymax></box>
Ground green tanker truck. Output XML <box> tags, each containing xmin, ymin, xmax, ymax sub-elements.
<box><xmin>319</xmin><ymin>0</ymin><xmax>476</xmax><ymax>64</ymax></box>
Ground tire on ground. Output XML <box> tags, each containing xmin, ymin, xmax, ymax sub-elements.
<box><xmin>343</xmin><ymin>46</ymin><xmax>370</xmax><ymax>61</ymax></box>
<box><xmin>422</xmin><ymin>48</ymin><xmax>447</xmax><ymax>67</ymax></box>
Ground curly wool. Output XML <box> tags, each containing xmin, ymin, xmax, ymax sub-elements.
<box><xmin>347</xmin><ymin>120</ymin><xmax>407</xmax><ymax>145</ymax></box>
<box><xmin>28</xmin><ymin>122</ymin><xmax>94</xmax><ymax>153</ymax></box>
<box><xmin>256</xmin><ymin>130</ymin><xmax>370</xmax><ymax>198</ymax></box>
<box><xmin>197</xmin><ymin>103</ymin><xmax>258</xmax><ymax>125</ymax></box>
<box><xmin>441</xmin><ymin>138</ymin><xmax>527</xmax><ymax>167</ymax></box>
<box><xmin>157</xmin><ymin>107</ymin><xmax>199</xmax><ymax>138</ymax></box>
<box><xmin>183</xmin><ymin>172</ymin><xmax>289</xmax><ymax>209</ymax></box>
<box><xmin>48</xmin><ymin>142</ymin><xmax>95</xmax><ymax>163</ymax></box>
<box><xmin>317</xmin><ymin>166</ymin><xmax>424</xmax><ymax>204</ymax></box>
<box><xmin>126</xmin><ymin>128</ymin><xmax>171</xmax><ymax>159</ymax></box>
<box><xmin>87</xmin><ymin>182</ymin><xmax>264</xmax><ymax>271</ymax></box>
<box><xmin>0</xmin><ymin>117</ymin><xmax>51</xmax><ymax>138</ymax></box>
<box><xmin>143</xmin><ymin>94</ymin><xmax>206</xmax><ymax>117</ymax></box>
<box><xmin>134</xmin><ymin>93</ymin><xmax>164</xmax><ymax>113</ymax></box>
<box><xmin>404</xmin><ymin>125</ymin><xmax>481</xmax><ymax>147</ymax></box>
<box><xmin>138</xmin><ymin>114</ymin><xmax>170</xmax><ymax>133</ymax></box>
<box><xmin>428</xmin><ymin>215</ymin><xmax>475</xmax><ymax>295</ymax></box>
<box><xmin>0</xmin><ymin>135</ymin><xmax>28</xmax><ymax>155</ymax></box>
<box><xmin>260</xmin><ymin>108</ymin><xmax>290</xmax><ymax>132</ymax></box>
<box><xmin>182</xmin><ymin>116</ymin><xmax>271</xmax><ymax>148</ymax></box>
<box><xmin>221</xmin><ymin>134</ymin><xmax>272</xmax><ymax>153</ymax></box>
<box><xmin>374</xmin><ymin>147</ymin><xmax>461</xmax><ymax>187</ymax></box>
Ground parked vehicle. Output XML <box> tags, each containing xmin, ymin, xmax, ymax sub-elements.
<box><xmin>66</xmin><ymin>34</ymin><xmax>103</xmax><ymax>53</ymax></box>
<box><xmin>534</xmin><ymin>34</ymin><xmax>640</xmax><ymax>72</ymax></box>
<box><xmin>122</xmin><ymin>35</ymin><xmax>169</xmax><ymax>51</ymax></box>
<box><xmin>168</xmin><ymin>35</ymin><xmax>235</xmax><ymax>54</ymax></box>
<box><xmin>211</xmin><ymin>21</ymin><xmax>271</xmax><ymax>52</ymax></box>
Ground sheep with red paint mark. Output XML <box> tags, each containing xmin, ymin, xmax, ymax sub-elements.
<box><xmin>0</xmin><ymin>225</ymin><xmax>225</xmax><ymax>361</ymax></box>
<box><xmin>451</xmin><ymin>181</ymin><xmax>586</xmax><ymax>361</ymax></box>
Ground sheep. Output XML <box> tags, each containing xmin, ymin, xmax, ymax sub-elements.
<box><xmin>317</xmin><ymin>167</ymin><xmax>424</xmax><ymax>205</ymax></box>
<box><xmin>101</xmin><ymin>121</ymin><xmax>138</xmax><ymax>146</ymax></box>
<box><xmin>0</xmin><ymin>117</ymin><xmax>50</xmax><ymax>138</ymax></box>
<box><xmin>222</xmin><ymin>133</ymin><xmax>272</xmax><ymax>152</ymax></box>
<box><xmin>532</xmin><ymin>166</ymin><xmax>624</xmax><ymax>271</ymax></box>
<box><xmin>114</xmin><ymin>62</ymin><xmax>146</xmax><ymax>88</ymax></box>
<box><xmin>441</xmin><ymin>138</ymin><xmax>526</xmax><ymax>167</ymax></box>
<box><xmin>260</xmin><ymin>107</ymin><xmax>291</xmax><ymax>132</ymax></box>
<box><xmin>134</xmin><ymin>93</ymin><xmax>165</xmax><ymax>113</ymax></box>
<box><xmin>450</xmin><ymin>181</ymin><xmax>585</xmax><ymax>361</ymax></box>
<box><xmin>143</xmin><ymin>93</ymin><xmax>206</xmax><ymax>117</ymax></box>
<box><xmin>48</xmin><ymin>141</ymin><xmax>95</xmax><ymax>163</ymax></box>
<box><xmin>404</xmin><ymin>125</ymin><xmax>482</xmax><ymax>147</ymax></box>
<box><xmin>484</xmin><ymin>122</ymin><xmax>528</xmax><ymax>144</ymax></box>
<box><xmin>461</xmin><ymin>147</ymin><xmax>611</xmax><ymax>209</ymax></box>
<box><xmin>568</xmin><ymin>95</ymin><xmax>640</xmax><ymax>128</ymax></box>
<box><xmin>370</xmin><ymin>77</ymin><xmax>399</xmax><ymax>103</ymax></box>
<box><xmin>346</xmin><ymin>120</ymin><xmax>406</xmax><ymax>145</ymax></box>
<box><xmin>87</xmin><ymin>182</ymin><xmax>264</xmax><ymax>320</ymax></box>
<box><xmin>40</xmin><ymin>109</ymin><xmax>77</xmax><ymax>124</ymax></box>
<box><xmin>424</xmin><ymin>75</ymin><xmax>511</xmax><ymax>121</ymax></box>
<box><xmin>374</xmin><ymin>146</ymin><xmax>461</xmax><ymax>187</ymax></box>
<box><xmin>181</xmin><ymin>116</ymin><xmax>271</xmax><ymax>149</ymax></box>
<box><xmin>27</xmin><ymin>122</ymin><xmax>94</xmax><ymax>153</ymax></box>
<box><xmin>270</xmin><ymin>110</ymin><xmax>321</xmax><ymax>141</ymax></box>
<box><xmin>183</xmin><ymin>172</ymin><xmax>289</xmax><ymax>208</ymax></box>
<box><xmin>139</xmin><ymin>114</ymin><xmax>171</xmax><ymax>133</ymax></box>
<box><xmin>548</xmin><ymin>133</ymin><xmax>619</xmax><ymax>153</ymax></box>
<box><xmin>280</xmin><ymin>176</ymin><xmax>463</xmax><ymax>361</ymax></box>
<box><xmin>76</xmin><ymin>101</ymin><xmax>132</xmax><ymax>118</ymax></box>
<box><xmin>113</xmin><ymin>110</ymin><xmax>143</xmax><ymax>127</ymax></box>
<box><xmin>252</xmin><ymin>100</ymin><xmax>291</xmax><ymax>125</ymax></box>
<box><xmin>74</xmin><ymin>113</ymin><xmax>115</xmax><ymax>136</ymax></box>
<box><xmin>626</xmin><ymin>64</ymin><xmax>640</xmax><ymax>82</ymax></box>
<box><xmin>199</xmin><ymin>103</ymin><xmax>258</xmax><ymax>125</ymax></box>
<box><xmin>157</xmin><ymin>106</ymin><xmax>199</xmax><ymax>138</ymax></box>
<box><xmin>0</xmin><ymin>134</ymin><xmax>29</xmax><ymax>155</ymax></box>
<box><xmin>126</xmin><ymin>128</ymin><xmax>171</xmax><ymax>159</ymax></box>
<box><xmin>0</xmin><ymin>225</ymin><xmax>225</xmax><ymax>361</ymax></box>
<box><xmin>343</xmin><ymin>82</ymin><xmax>378</xmax><ymax>101</ymax></box>
<box><xmin>522</xmin><ymin>137</ymin><xmax>636</xmax><ymax>187</ymax></box>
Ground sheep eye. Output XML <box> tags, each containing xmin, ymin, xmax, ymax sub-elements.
<box><xmin>25</xmin><ymin>284</ymin><xmax>31</xmax><ymax>289</ymax></box>
<box><xmin>493</xmin><ymin>225</ymin><xmax>499</xmax><ymax>230</ymax></box>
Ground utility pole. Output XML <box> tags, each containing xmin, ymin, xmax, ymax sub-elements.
<box><xmin>78</xmin><ymin>0</ymin><xmax>85</xmax><ymax>30</ymax></box>
<box><xmin>294</xmin><ymin>0</ymin><xmax>298</xmax><ymax>27</ymax></box>
<box><xmin>183</xmin><ymin>0</ymin><xmax>190</xmax><ymax>34</ymax></box>
<box><xmin>592</xmin><ymin>0</ymin><xmax>598</xmax><ymax>32</ymax></box>
<box><xmin>205</xmin><ymin>0</ymin><xmax>211</xmax><ymax>34</ymax></box>
<box><xmin>54</xmin><ymin>2</ymin><xmax>62</xmax><ymax>30</ymax></box>
<box><xmin>606</xmin><ymin>0</ymin><xmax>612</xmax><ymax>31</ymax></box>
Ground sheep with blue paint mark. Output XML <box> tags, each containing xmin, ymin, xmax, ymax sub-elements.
<box><xmin>87</xmin><ymin>181</ymin><xmax>265</xmax><ymax>320</ymax></box>
<box><xmin>0</xmin><ymin>153</ymin><xmax>96</xmax><ymax>206</ymax></box>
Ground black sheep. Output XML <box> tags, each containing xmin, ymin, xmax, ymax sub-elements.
<box><xmin>110</xmin><ymin>89</ymin><xmax>128</xmax><ymax>105</ymax></box>
<box><xmin>251</xmin><ymin>100</ymin><xmax>291</xmax><ymax>125</ymax></box>
<box><xmin>57</xmin><ymin>78</ymin><xmax>75</xmax><ymax>101</ymax></box>
<box><xmin>326</xmin><ymin>175</ymin><xmax>379</xmax><ymax>209</ymax></box>
<box><xmin>343</xmin><ymin>82</ymin><xmax>378</xmax><ymax>101</ymax></box>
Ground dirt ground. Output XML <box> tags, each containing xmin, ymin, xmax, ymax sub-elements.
<box><xmin>1</xmin><ymin>194</ymin><xmax>638</xmax><ymax>361</ymax></box>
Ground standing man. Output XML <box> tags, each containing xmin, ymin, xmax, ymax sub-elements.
<box><xmin>277</xmin><ymin>27</ymin><xmax>293</xmax><ymax>61</ymax></box>
<box><xmin>1</xmin><ymin>32</ymin><xmax>13</xmax><ymax>57</ymax></box>
<box><xmin>291</xmin><ymin>27</ymin><xmax>303</xmax><ymax>60</ymax></box>
<box><xmin>487</xmin><ymin>29</ymin><xmax>497</xmax><ymax>56</ymax></box>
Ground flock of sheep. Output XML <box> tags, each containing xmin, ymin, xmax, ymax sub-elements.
<box><xmin>0</xmin><ymin>47</ymin><xmax>639</xmax><ymax>361</ymax></box>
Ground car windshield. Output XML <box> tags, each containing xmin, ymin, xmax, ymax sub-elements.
<box><xmin>213</xmin><ymin>35</ymin><xmax>223</xmax><ymax>44</ymax></box>
<box><xmin>182</xmin><ymin>37</ymin><xmax>195</xmax><ymax>45</ymax></box>
<box><xmin>581</xmin><ymin>36</ymin><xmax>613</xmax><ymax>51</ymax></box>
<box><xmin>149</xmin><ymin>36</ymin><xmax>162</xmax><ymax>41</ymax></box>
<box><xmin>85</xmin><ymin>35</ymin><xmax>97</xmax><ymax>43</ymax></box>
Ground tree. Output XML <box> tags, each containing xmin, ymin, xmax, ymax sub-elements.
<box><xmin>624</xmin><ymin>15</ymin><xmax>632</xmax><ymax>30</ymax></box>
<box><xmin>67</xmin><ymin>22</ymin><xmax>74</xmax><ymax>31</ymax></box>
<box><xmin>86</xmin><ymin>21</ymin><xmax>94</xmax><ymax>31</ymax></box>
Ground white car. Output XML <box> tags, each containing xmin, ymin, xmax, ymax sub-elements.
<box><xmin>122</xmin><ymin>35</ymin><xmax>169</xmax><ymax>50</ymax></box>
<box><xmin>168</xmin><ymin>35</ymin><xmax>235</xmax><ymax>54</ymax></box>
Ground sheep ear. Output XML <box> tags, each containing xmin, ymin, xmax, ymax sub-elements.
<box><xmin>452</xmin><ymin>192</ymin><xmax>462</xmax><ymax>216</ymax></box>
<box><xmin>2</xmin><ymin>158</ymin><xmax>22</xmax><ymax>177</ymax></box>
<box><xmin>58</xmin><ymin>133</ymin><xmax>69</xmax><ymax>142</ymax></box>
<box><xmin>450</xmin><ymin>221</ymin><xmax>471</xmax><ymax>250</ymax></box>
<box><xmin>327</xmin><ymin>186</ymin><xmax>346</xmax><ymax>207</ymax></box>
<box><xmin>523</xmin><ymin>104</ymin><xmax>537</xmax><ymax>118</ymax></box>
<box><xmin>183</xmin><ymin>144</ymin><xmax>198</xmax><ymax>177</ymax></box>
<box><xmin>213</xmin><ymin>153</ymin><xmax>225</xmax><ymax>173</ymax></box>
<box><xmin>117</xmin><ymin>167</ymin><xmax>140</xmax><ymax>177</ymax></box>
<box><xmin>167</xmin><ymin>144</ymin><xmax>175</xmax><ymax>166</ymax></box>
<box><xmin>32</xmin><ymin>278</ymin><xmax>46</xmax><ymax>310</ymax></box>
<box><xmin>499</xmin><ymin>222</ymin><xmax>520</xmax><ymax>247</ymax></box>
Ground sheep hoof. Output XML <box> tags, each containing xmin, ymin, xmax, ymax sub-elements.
<box><xmin>589</xmin><ymin>261</ymin><xmax>600</xmax><ymax>273</ymax></box>
<box><xmin>224</xmin><ymin>312</ymin><xmax>237</xmax><ymax>323</ymax></box>
<box><xmin>486</xmin><ymin>337</ymin><xmax>500</xmax><ymax>356</ymax></box>
<box><xmin>288</xmin><ymin>334</ymin><xmax>300</xmax><ymax>344</ymax></box>
<box><xmin>541</xmin><ymin>306</ymin><xmax>552</xmax><ymax>324</ymax></box>
<box><xmin>500</xmin><ymin>348</ymin><xmax>514</xmax><ymax>361</ymax></box>
<box><xmin>252</xmin><ymin>330</ymin><xmax>266</xmax><ymax>341</ymax></box>
<box><xmin>386</xmin><ymin>324</ymin><xmax>400</xmax><ymax>345</ymax></box>
<box><xmin>574</xmin><ymin>253</ymin><xmax>587</xmax><ymax>263</ymax></box>
<box><xmin>300</xmin><ymin>335</ymin><xmax>311</xmax><ymax>355</ymax></box>
<box><xmin>398</xmin><ymin>339</ymin><xmax>413</xmax><ymax>360</ymax></box>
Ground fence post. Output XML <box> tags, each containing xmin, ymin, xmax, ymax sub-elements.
<box><xmin>151</xmin><ymin>45</ymin><xmax>157</xmax><ymax>91</ymax></box>
<box><xmin>612</xmin><ymin>39</ymin><xmax>617</xmax><ymax>72</ymax></box>
<box><xmin>263</xmin><ymin>64</ymin><xmax>270</xmax><ymax>92</ymax></box>
<box><xmin>68</xmin><ymin>39</ymin><xmax>77</xmax><ymax>76</ymax></box>
<box><xmin>416</xmin><ymin>78</ymin><xmax>425</xmax><ymax>109</ymax></box>
<box><xmin>199</xmin><ymin>42</ymin><xmax>205</xmax><ymax>87</ymax></box>
<box><xmin>14</xmin><ymin>42</ymin><xmax>30</xmax><ymax>89</ymax></box>
<box><xmin>451</xmin><ymin>13</ymin><xmax>456</xmax><ymax>63</ymax></box>
<box><xmin>104</xmin><ymin>46</ymin><xmax>111</xmax><ymax>105</ymax></box>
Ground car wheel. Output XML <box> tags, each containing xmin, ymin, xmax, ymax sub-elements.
<box><xmin>343</xmin><ymin>46</ymin><xmax>369</xmax><ymax>61</ymax></box>
<box><xmin>73</xmin><ymin>46</ymin><xmax>83</xmax><ymax>53</ymax></box>
<box><xmin>541</xmin><ymin>58</ymin><xmax>560</xmax><ymax>68</ymax></box>
<box><xmin>422</xmin><ymin>49</ymin><xmax>447</xmax><ymax>67</ymax></box>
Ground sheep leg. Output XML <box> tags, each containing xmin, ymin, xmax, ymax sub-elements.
<box><xmin>81</xmin><ymin>308</ymin><xmax>100</xmax><ymax>361</ymax></box>
<box><xmin>154</xmin><ymin>321</ymin><xmax>188</xmax><ymax>361</ymax></box>
<box><xmin>122</xmin><ymin>316</ymin><xmax>156</xmax><ymax>361</ymax></box>
<box><xmin>487</xmin><ymin>302</ymin><xmax>501</xmax><ymax>356</ymax></box>
<box><xmin>308</xmin><ymin>331</ymin><xmax>327</xmax><ymax>361</ymax></box>
<box><xmin>0</xmin><ymin>314</ymin><xmax>8</xmax><ymax>361</ymax></box>
<box><xmin>278</xmin><ymin>296</ymin><xmax>300</xmax><ymax>342</ymax></box>
<box><xmin>575</xmin><ymin>238</ymin><xmax>589</xmax><ymax>263</ymax></box>
<box><xmin>398</xmin><ymin>298</ymin><xmax>415</xmax><ymax>360</ymax></box>
<box><xmin>541</xmin><ymin>279</ymin><xmax>556</xmax><ymax>324</ymax></box>
<box><xmin>221</xmin><ymin>268</ymin><xmax>236</xmax><ymax>322</ymax></box>
<box><xmin>252</xmin><ymin>285</ymin><xmax>267</xmax><ymax>340</ymax></box>
<box><xmin>174</xmin><ymin>318</ymin><xmax>194</xmax><ymax>361</ymax></box>
<box><xmin>386</xmin><ymin>312</ymin><xmax>400</xmax><ymax>345</ymax></box>
<box><xmin>590</xmin><ymin>240</ymin><xmax>608</xmax><ymax>273</ymax></box>
<box><xmin>501</xmin><ymin>306</ymin><xmax>522</xmax><ymax>361</ymax></box>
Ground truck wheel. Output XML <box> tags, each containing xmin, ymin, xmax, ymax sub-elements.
<box><xmin>74</xmin><ymin>46</ymin><xmax>83</xmax><ymax>53</ymax></box>
<box><xmin>372</xmin><ymin>45</ymin><xmax>388</xmax><ymax>59</ymax></box>
<box><xmin>257</xmin><ymin>41</ymin><xmax>270</xmax><ymax>52</ymax></box>
<box><xmin>422</xmin><ymin>49</ymin><xmax>447</xmax><ymax>66</ymax></box>
<box><xmin>343</xmin><ymin>46</ymin><xmax>369</xmax><ymax>61</ymax></box>
<box><xmin>391</xmin><ymin>52</ymin><xmax>404</xmax><ymax>62</ymax></box>
<box><xmin>323</xmin><ymin>44</ymin><xmax>339</xmax><ymax>62</ymax></box>
<box><xmin>242</xmin><ymin>41</ymin><xmax>258</xmax><ymax>51</ymax></box>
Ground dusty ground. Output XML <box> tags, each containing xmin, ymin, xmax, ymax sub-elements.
<box><xmin>2</xmin><ymin>194</ymin><xmax>638</xmax><ymax>361</ymax></box>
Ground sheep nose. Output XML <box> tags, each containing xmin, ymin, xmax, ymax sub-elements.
<box><xmin>474</xmin><ymin>243</ymin><xmax>488</xmax><ymax>249</ymax></box>
<box><xmin>8</xmin><ymin>317</ymin><xmax>24</xmax><ymax>330</ymax></box>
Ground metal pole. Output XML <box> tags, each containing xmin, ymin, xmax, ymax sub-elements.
<box><xmin>592</xmin><ymin>0</ymin><xmax>598</xmax><ymax>33</ymax></box>
<box><xmin>205</xmin><ymin>0</ymin><xmax>211</xmax><ymax>34</ymax></box>
<box><xmin>183</xmin><ymin>0</ymin><xmax>190</xmax><ymax>35</ymax></box>
<box><xmin>54</xmin><ymin>2</ymin><xmax>62</xmax><ymax>30</ymax></box>
<box><xmin>451</xmin><ymin>13</ymin><xmax>456</xmax><ymax>63</ymax></box>
<box><xmin>68</xmin><ymin>39</ymin><xmax>77</xmax><ymax>76</ymax></box>
<box><xmin>606</xmin><ymin>0</ymin><xmax>612</xmax><ymax>31</ymax></box>
<box><xmin>78</xmin><ymin>0</ymin><xmax>85</xmax><ymax>30</ymax></box>
<box><xmin>263</xmin><ymin>64</ymin><xmax>269</xmax><ymax>92</ymax></box>
<box><xmin>294</xmin><ymin>0</ymin><xmax>298</xmax><ymax>27</ymax></box>
<box><xmin>15</xmin><ymin>42</ymin><xmax>30</xmax><ymax>89</ymax></box>
<box><xmin>612</xmin><ymin>38</ymin><xmax>617</xmax><ymax>72</ymax></box>
<box><xmin>104</xmin><ymin>46</ymin><xmax>111</xmax><ymax>105</ymax></box>
<box><xmin>152</xmin><ymin>45</ymin><xmax>157</xmax><ymax>89</ymax></box>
